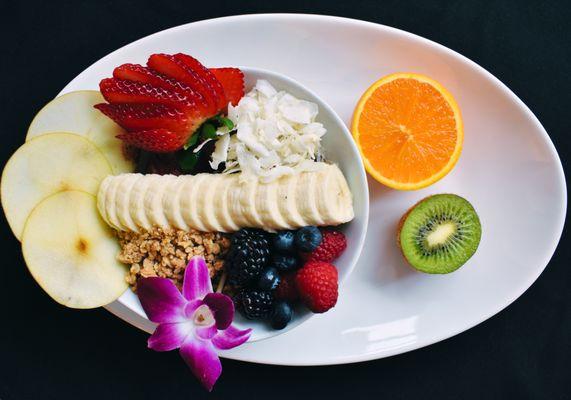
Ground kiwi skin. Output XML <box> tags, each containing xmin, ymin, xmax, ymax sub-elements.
<box><xmin>397</xmin><ymin>194</ymin><xmax>482</xmax><ymax>274</ymax></box>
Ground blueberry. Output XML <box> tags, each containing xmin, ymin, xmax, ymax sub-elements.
<box><xmin>258</xmin><ymin>267</ymin><xmax>281</xmax><ymax>291</ymax></box>
<box><xmin>271</xmin><ymin>300</ymin><xmax>293</xmax><ymax>330</ymax></box>
<box><xmin>272</xmin><ymin>253</ymin><xmax>299</xmax><ymax>272</ymax></box>
<box><xmin>273</xmin><ymin>231</ymin><xmax>296</xmax><ymax>253</ymax></box>
<box><xmin>294</xmin><ymin>226</ymin><xmax>323</xmax><ymax>252</ymax></box>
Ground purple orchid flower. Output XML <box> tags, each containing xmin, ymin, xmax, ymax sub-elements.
<box><xmin>137</xmin><ymin>256</ymin><xmax>251</xmax><ymax>391</ymax></box>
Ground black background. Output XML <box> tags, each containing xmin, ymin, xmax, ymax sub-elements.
<box><xmin>1</xmin><ymin>1</ymin><xmax>569</xmax><ymax>399</ymax></box>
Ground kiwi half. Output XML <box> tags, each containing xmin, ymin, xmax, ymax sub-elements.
<box><xmin>398</xmin><ymin>194</ymin><xmax>481</xmax><ymax>274</ymax></box>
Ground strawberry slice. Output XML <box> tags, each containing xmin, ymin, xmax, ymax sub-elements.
<box><xmin>94</xmin><ymin>103</ymin><xmax>199</xmax><ymax>134</ymax></box>
<box><xmin>210</xmin><ymin>68</ymin><xmax>245</xmax><ymax>106</ymax></box>
<box><xmin>113</xmin><ymin>64</ymin><xmax>209</xmax><ymax>112</ymax></box>
<box><xmin>174</xmin><ymin>53</ymin><xmax>226</xmax><ymax>110</ymax></box>
<box><xmin>147</xmin><ymin>54</ymin><xmax>219</xmax><ymax>115</ymax></box>
<box><xmin>116</xmin><ymin>129</ymin><xmax>186</xmax><ymax>153</ymax></box>
<box><xmin>99</xmin><ymin>78</ymin><xmax>202</xmax><ymax>109</ymax></box>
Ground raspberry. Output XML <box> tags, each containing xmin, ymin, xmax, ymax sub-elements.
<box><xmin>275</xmin><ymin>272</ymin><xmax>299</xmax><ymax>302</ymax></box>
<box><xmin>295</xmin><ymin>261</ymin><xmax>338</xmax><ymax>313</ymax></box>
<box><xmin>307</xmin><ymin>229</ymin><xmax>347</xmax><ymax>262</ymax></box>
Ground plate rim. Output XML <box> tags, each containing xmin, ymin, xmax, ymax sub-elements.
<box><xmin>60</xmin><ymin>13</ymin><xmax>567</xmax><ymax>366</ymax></box>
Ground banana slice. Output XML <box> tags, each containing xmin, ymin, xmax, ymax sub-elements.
<box><xmin>195</xmin><ymin>175</ymin><xmax>224</xmax><ymax>232</ymax></box>
<box><xmin>103</xmin><ymin>174</ymin><xmax>124</xmax><ymax>230</ymax></box>
<box><xmin>239</xmin><ymin>179</ymin><xmax>264</xmax><ymax>227</ymax></box>
<box><xmin>315</xmin><ymin>165</ymin><xmax>354</xmax><ymax>225</ymax></box>
<box><xmin>129</xmin><ymin>174</ymin><xmax>159</xmax><ymax>231</ymax></box>
<box><xmin>257</xmin><ymin>178</ymin><xmax>293</xmax><ymax>231</ymax></box>
<box><xmin>181</xmin><ymin>174</ymin><xmax>209</xmax><ymax>232</ymax></box>
<box><xmin>163</xmin><ymin>175</ymin><xmax>191</xmax><ymax>231</ymax></box>
<box><xmin>296</xmin><ymin>170</ymin><xmax>325</xmax><ymax>226</ymax></box>
<box><xmin>115</xmin><ymin>173</ymin><xmax>143</xmax><ymax>232</ymax></box>
<box><xmin>277</xmin><ymin>173</ymin><xmax>306</xmax><ymax>229</ymax></box>
<box><xmin>144</xmin><ymin>174</ymin><xmax>177</xmax><ymax>229</ymax></box>
<box><xmin>213</xmin><ymin>174</ymin><xmax>241</xmax><ymax>232</ymax></box>
<box><xmin>227</xmin><ymin>180</ymin><xmax>250</xmax><ymax>228</ymax></box>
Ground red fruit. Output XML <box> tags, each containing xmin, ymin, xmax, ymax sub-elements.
<box><xmin>99</xmin><ymin>78</ymin><xmax>197</xmax><ymax>109</ymax></box>
<box><xmin>147</xmin><ymin>54</ymin><xmax>219</xmax><ymax>114</ymax></box>
<box><xmin>295</xmin><ymin>261</ymin><xmax>338</xmax><ymax>313</ymax></box>
<box><xmin>275</xmin><ymin>272</ymin><xmax>299</xmax><ymax>302</ymax></box>
<box><xmin>116</xmin><ymin>129</ymin><xmax>185</xmax><ymax>153</ymax></box>
<box><xmin>174</xmin><ymin>53</ymin><xmax>226</xmax><ymax>110</ymax></box>
<box><xmin>211</xmin><ymin>68</ymin><xmax>245</xmax><ymax>106</ymax></box>
<box><xmin>307</xmin><ymin>229</ymin><xmax>347</xmax><ymax>263</ymax></box>
<box><xmin>94</xmin><ymin>103</ymin><xmax>193</xmax><ymax>134</ymax></box>
<box><xmin>113</xmin><ymin>64</ymin><xmax>209</xmax><ymax>111</ymax></box>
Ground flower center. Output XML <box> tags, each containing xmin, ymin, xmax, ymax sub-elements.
<box><xmin>193</xmin><ymin>304</ymin><xmax>215</xmax><ymax>326</ymax></box>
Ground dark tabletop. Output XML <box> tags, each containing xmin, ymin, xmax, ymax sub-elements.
<box><xmin>1</xmin><ymin>1</ymin><xmax>569</xmax><ymax>399</ymax></box>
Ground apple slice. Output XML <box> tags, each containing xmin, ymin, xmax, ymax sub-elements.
<box><xmin>1</xmin><ymin>133</ymin><xmax>112</xmax><ymax>240</ymax></box>
<box><xmin>26</xmin><ymin>90</ymin><xmax>135</xmax><ymax>174</ymax></box>
<box><xmin>22</xmin><ymin>190</ymin><xmax>127</xmax><ymax>308</ymax></box>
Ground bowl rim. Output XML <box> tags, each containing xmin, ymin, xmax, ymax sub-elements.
<box><xmin>105</xmin><ymin>66</ymin><xmax>370</xmax><ymax>341</ymax></box>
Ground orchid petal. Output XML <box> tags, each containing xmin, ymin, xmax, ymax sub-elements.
<box><xmin>195</xmin><ymin>324</ymin><xmax>217</xmax><ymax>341</ymax></box>
<box><xmin>203</xmin><ymin>293</ymin><xmax>234</xmax><ymax>330</ymax></box>
<box><xmin>148</xmin><ymin>322</ymin><xmax>192</xmax><ymax>352</ymax></box>
<box><xmin>212</xmin><ymin>325</ymin><xmax>252</xmax><ymax>350</ymax></box>
<box><xmin>182</xmin><ymin>256</ymin><xmax>213</xmax><ymax>301</ymax></box>
<box><xmin>137</xmin><ymin>277</ymin><xmax>187</xmax><ymax>323</ymax></box>
<box><xmin>180</xmin><ymin>339</ymin><xmax>222</xmax><ymax>391</ymax></box>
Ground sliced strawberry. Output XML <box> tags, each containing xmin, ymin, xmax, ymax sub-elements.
<box><xmin>99</xmin><ymin>78</ymin><xmax>202</xmax><ymax>110</ymax></box>
<box><xmin>174</xmin><ymin>53</ymin><xmax>226</xmax><ymax>110</ymax></box>
<box><xmin>94</xmin><ymin>102</ymin><xmax>197</xmax><ymax>134</ymax></box>
<box><xmin>116</xmin><ymin>129</ymin><xmax>185</xmax><ymax>153</ymax></box>
<box><xmin>147</xmin><ymin>54</ymin><xmax>218</xmax><ymax>115</ymax></box>
<box><xmin>113</xmin><ymin>64</ymin><xmax>209</xmax><ymax>112</ymax></box>
<box><xmin>210</xmin><ymin>68</ymin><xmax>245</xmax><ymax>106</ymax></box>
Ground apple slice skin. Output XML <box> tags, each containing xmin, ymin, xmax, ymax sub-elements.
<box><xmin>1</xmin><ymin>132</ymin><xmax>112</xmax><ymax>240</ymax></box>
<box><xmin>22</xmin><ymin>190</ymin><xmax>127</xmax><ymax>309</ymax></box>
<box><xmin>26</xmin><ymin>90</ymin><xmax>135</xmax><ymax>174</ymax></box>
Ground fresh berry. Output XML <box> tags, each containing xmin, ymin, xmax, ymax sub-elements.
<box><xmin>147</xmin><ymin>53</ymin><xmax>219</xmax><ymax>114</ymax></box>
<box><xmin>211</xmin><ymin>68</ymin><xmax>245</xmax><ymax>106</ymax></box>
<box><xmin>174</xmin><ymin>53</ymin><xmax>226</xmax><ymax>110</ymax></box>
<box><xmin>235</xmin><ymin>289</ymin><xmax>274</xmax><ymax>320</ymax></box>
<box><xmin>226</xmin><ymin>229</ymin><xmax>270</xmax><ymax>285</ymax></box>
<box><xmin>116</xmin><ymin>129</ymin><xmax>185</xmax><ymax>153</ymax></box>
<box><xmin>258</xmin><ymin>267</ymin><xmax>280</xmax><ymax>291</ymax></box>
<box><xmin>272</xmin><ymin>230</ymin><xmax>296</xmax><ymax>253</ymax></box>
<box><xmin>275</xmin><ymin>272</ymin><xmax>299</xmax><ymax>302</ymax></box>
<box><xmin>272</xmin><ymin>253</ymin><xmax>299</xmax><ymax>272</ymax></box>
<box><xmin>295</xmin><ymin>226</ymin><xmax>323</xmax><ymax>252</ymax></box>
<box><xmin>295</xmin><ymin>261</ymin><xmax>338</xmax><ymax>313</ymax></box>
<box><xmin>307</xmin><ymin>229</ymin><xmax>347</xmax><ymax>262</ymax></box>
<box><xmin>271</xmin><ymin>300</ymin><xmax>293</xmax><ymax>330</ymax></box>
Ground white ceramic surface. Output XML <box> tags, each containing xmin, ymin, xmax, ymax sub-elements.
<box><xmin>59</xmin><ymin>14</ymin><xmax>566</xmax><ymax>365</ymax></box>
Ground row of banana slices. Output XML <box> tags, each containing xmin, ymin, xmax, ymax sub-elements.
<box><xmin>97</xmin><ymin>163</ymin><xmax>354</xmax><ymax>233</ymax></box>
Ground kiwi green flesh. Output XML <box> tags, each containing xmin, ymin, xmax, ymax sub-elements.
<box><xmin>400</xmin><ymin>194</ymin><xmax>481</xmax><ymax>274</ymax></box>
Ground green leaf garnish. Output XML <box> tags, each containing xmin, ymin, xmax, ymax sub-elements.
<box><xmin>219</xmin><ymin>117</ymin><xmax>234</xmax><ymax>130</ymax></box>
<box><xmin>201</xmin><ymin>123</ymin><xmax>217</xmax><ymax>139</ymax></box>
<box><xmin>177</xmin><ymin>151</ymin><xmax>199</xmax><ymax>173</ymax></box>
<box><xmin>184</xmin><ymin>133</ymin><xmax>200</xmax><ymax>150</ymax></box>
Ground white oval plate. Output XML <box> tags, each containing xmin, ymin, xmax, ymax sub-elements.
<box><xmin>60</xmin><ymin>14</ymin><xmax>566</xmax><ymax>365</ymax></box>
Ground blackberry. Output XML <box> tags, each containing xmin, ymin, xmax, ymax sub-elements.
<box><xmin>235</xmin><ymin>289</ymin><xmax>274</xmax><ymax>319</ymax></box>
<box><xmin>226</xmin><ymin>229</ymin><xmax>270</xmax><ymax>285</ymax></box>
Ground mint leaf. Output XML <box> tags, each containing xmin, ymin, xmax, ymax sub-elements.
<box><xmin>201</xmin><ymin>123</ymin><xmax>217</xmax><ymax>139</ymax></box>
<box><xmin>184</xmin><ymin>133</ymin><xmax>200</xmax><ymax>150</ymax></box>
<box><xmin>220</xmin><ymin>117</ymin><xmax>235</xmax><ymax>130</ymax></box>
<box><xmin>177</xmin><ymin>151</ymin><xmax>198</xmax><ymax>173</ymax></box>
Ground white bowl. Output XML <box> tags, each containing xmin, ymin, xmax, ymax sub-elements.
<box><xmin>106</xmin><ymin>67</ymin><xmax>369</xmax><ymax>341</ymax></box>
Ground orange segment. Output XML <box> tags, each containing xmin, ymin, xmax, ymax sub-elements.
<box><xmin>352</xmin><ymin>73</ymin><xmax>463</xmax><ymax>190</ymax></box>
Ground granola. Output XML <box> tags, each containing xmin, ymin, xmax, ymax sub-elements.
<box><xmin>116</xmin><ymin>227</ymin><xmax>230</xmax><ymax>290</ymax></box>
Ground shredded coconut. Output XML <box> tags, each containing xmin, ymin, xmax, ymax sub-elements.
<box><xmin>210</xmin><ymin>79</ymin><xmax>327</xmax><ymax>182</ymax></box>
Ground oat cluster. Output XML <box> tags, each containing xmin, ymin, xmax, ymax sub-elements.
<box><xmin>116</xmin><ymin>228</ymin><xmax>230</xmax><ymax>290</ymax></box>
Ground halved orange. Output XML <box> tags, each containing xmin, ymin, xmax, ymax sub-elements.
<box><xmin>352</xmin><ymin>73</ymin><xmax>463</xmax><ymax>190</ymax></box>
